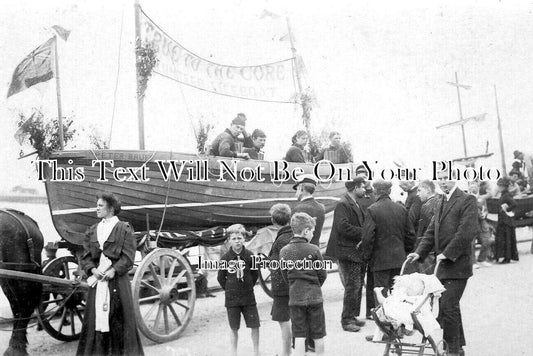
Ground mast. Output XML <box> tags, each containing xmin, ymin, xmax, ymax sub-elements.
<box><xmin>134</xmin><ymin>0</ymin><xmax>145</xmax><ymax>150</ymax></box>
<box><xmin>286</xmin><ymin>17</ymin><xmax>310</xmax><ymax>132</ymax></box>
<box><xmin>453</xmin><ymin>72</ymin><xmax>467</xmax><ymax>157</ymax></box>
<box><xmin>494</xmin><ymin>85</ymin><xmax>507</xmax><ymax>174</ymax></box>
<box><xmin>53</xmin><ymin>35</ymin><xmax>65</xmax><ymax>150</ymax></box>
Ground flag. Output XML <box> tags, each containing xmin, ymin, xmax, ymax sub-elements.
<box><xmin>51</xmin><ymin>25</ymin><xmax>71</xmax><ymax>41</ymax></box>
<box><xmin>7</xmin><ymin>37</ymin><xmax>55</xmax><ymax>98</ymax></box>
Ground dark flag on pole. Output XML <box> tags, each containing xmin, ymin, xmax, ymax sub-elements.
<box><xmin>7</xmin><ymin>37</ymin><xmax>55</xmax><ymax>98</ymax></box>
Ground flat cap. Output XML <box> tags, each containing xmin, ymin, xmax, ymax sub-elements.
<box><xmin>293</xmin><ymin>174</ymin><xmax>318</xmax><ymax>190</ymax></box>
<box><xmin>345</xmin><ymin>176</ymin><xmax>366</xmax><ymax>191</ymax></box>
<box><xmin>372</xmin><ymin>179</ymin><xmax>392</xmax><ymax>191</ymax></box>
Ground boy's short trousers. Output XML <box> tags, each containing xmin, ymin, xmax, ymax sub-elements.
<box><xmin>271</xmin><ymin>295</ymin><xmax>290</xmax><ymax>322</ymax></box>
<box><xmin>289</xmin><ymin>303</ymin><xmax>326</xmax><ymax>339</ymax></box>
<box><xmin>226</xmin><ymin>305</ymin><xmax>260</xmax><ymax>330</ymax></box>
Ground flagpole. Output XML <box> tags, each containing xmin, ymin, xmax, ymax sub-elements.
<box><xmin>494</xmin><ymin>85</ymin><xmax>507</xmax><ymax>174</ymax></box>
<box><xmin>134</xmin><ymin>0</ymin><xmax>145</xmax><ymax>150</ymax></box>
<box><xmin>53</xmin><ymin>35</ymin><xmax>65</xmax><ymax>150</ymax></box>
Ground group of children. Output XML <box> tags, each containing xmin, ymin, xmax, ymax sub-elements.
<box><xmin>217</xmin><ymin>211</ymin><xmax>327</xmax><ymax>356</ymax></box>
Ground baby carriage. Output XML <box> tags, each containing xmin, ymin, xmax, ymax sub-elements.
<box><xmin>367</xmin><ymin>258</ymin><xmax>446</xmax><ymax>356</ymax></box>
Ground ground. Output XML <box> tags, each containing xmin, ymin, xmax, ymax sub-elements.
<box><xmin>1</xmin><ymin>236</ymin><xmax>532</xmax><ymax>356</ymax></box>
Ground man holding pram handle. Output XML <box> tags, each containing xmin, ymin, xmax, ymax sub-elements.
<box><xmin>408</xmin><ymin>170</ymin><xmax>480</xmax><ymax>356</ymax></box>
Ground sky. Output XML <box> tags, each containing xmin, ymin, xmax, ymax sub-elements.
<box><xmin>1</xmin><ymin>0</ymin><xmax>533</xmax><ymax>193</ymax></box>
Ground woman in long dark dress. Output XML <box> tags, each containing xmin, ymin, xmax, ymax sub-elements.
<box><xmin>284</xmin><ymin>130</ymin><xmax>309</xmax><ymax>163</ymax></box>
<box><xmin>494</xmin><ymin>178</ymin><xmax>519</xmax><ymax>264</ymax></box>
<box><xmin>77</xmin><ymin>193</ymin><xmax>144</xmax><ymax>356</ymax></box>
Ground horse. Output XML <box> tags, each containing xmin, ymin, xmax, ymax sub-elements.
<box><xmin>0</xmin><ymin>209</ymin><xmax>44</xmax><ymax>356</ymax></box>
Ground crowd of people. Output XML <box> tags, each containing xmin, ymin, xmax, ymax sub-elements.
<box><xmin>70</xmin><ymin>115</ymin><xmax>531</xmax><ymax>356</ymax></box>
<box><xmin>214</xmin><ymin>161</ymin><xmax>530</xmax><ymax>356</ymax></box>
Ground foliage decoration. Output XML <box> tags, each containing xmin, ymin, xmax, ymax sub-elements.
<box><xmin>195</xmin><ymin>117</ymin><xmax>213</xmax><ymax>154</ymax></box>
<box><xmin>136</xmin><ymin>41</ymin><xmax>159</xmax><ymax>99</ymax></box>
<box><xmin>16</xmin><ymin>109</ymin><xmax>76</xmax><ymax>159</ymax></box>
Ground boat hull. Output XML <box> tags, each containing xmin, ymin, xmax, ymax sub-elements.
<box><xmin>45</xmin><ymin>150</ymin><xmax>351</xmax><ymax>245</ymax></box>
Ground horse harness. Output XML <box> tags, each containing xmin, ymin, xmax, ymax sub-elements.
<box><xmin>0</xmin><ymin>208</ymin><xmax>40</xmax><ymax>271</ymax></box>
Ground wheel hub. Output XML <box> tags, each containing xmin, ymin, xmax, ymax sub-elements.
<box><xmin>159</xmin><ymin>285</ymin><xmax>179</xmax><ymax>304</ymax></box>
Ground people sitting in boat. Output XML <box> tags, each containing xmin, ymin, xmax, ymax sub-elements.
<box><xmin>208</xmin><ymin>113</ymin><xmax>252</xmax><ymax>159</ymax></box>
<box><xmin>242</xmin><ymin>129</ymin><xmax>266</xmax><ymax>160</ymax></box>
<box><xmin>508</xmin><ymin>170</ymin><xmax>522</xmax><ymax>197</ymax></box>
<box><xmin>514</xmin><ymin>150</ymin><xmax>533</xmax><ymax>190</ymax></box>
<box><xmin>314</xmin><ymin>131</ymin><xmax>352</xmax><ymax>163</ymax></box>
<box><xmin>510</xmin><ymin>161</ymin><xmax>525</xmax><ymax>180</ymax></box>
<box><xmin>284</xmin><ymin>130</ymin><xmax>308</xmax><ymax>163</ymax></box>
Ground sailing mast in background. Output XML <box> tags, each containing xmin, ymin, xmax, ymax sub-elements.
<box><xmin>437</xmin><ymin>72</ymin><xmax>490</xmax><ymax>163</ymax></box>
<box><xmin>494</xmin><ymin>85</ymin><xmax>507</xmax><ymax>174</ymax></box>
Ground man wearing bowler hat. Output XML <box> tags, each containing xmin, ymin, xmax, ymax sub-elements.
<box><xmin>325</xmin><ymin>176</ymin><xmax>367</xmax><ymax>332</ymax></box>
<box><xmin>209</xmin><ymin>113</ymin><xmax>252</xmax><ymax>159</ymax></box>
<box><xmin>292</xmin><ymin>174</ymin><xmax>326</xmax><ymax>247</ymax></box>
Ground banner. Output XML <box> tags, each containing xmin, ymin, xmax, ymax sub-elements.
<box><xmin>7</xmin><ymin>37</ymin><xmax>55</xmax><ymax>98</ymax></box>
<box><xmin>140</xmin><ymin>11</ymin><xmax>297</xmax><ymax>103</ymax></box>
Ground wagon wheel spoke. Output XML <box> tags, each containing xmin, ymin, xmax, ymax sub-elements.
<box><xmin>170</xmin><ymin>270</ymin><xmax>187</xmax><ymax>286</ymax></box>
<box><xmin>163</xmin><ymin>306</ymin><xmax>169</xmax><ymax>334</ymax></box>
<box><xmin>70</xmin><ymin>309</ymin><xmax>76</xmax><ymax>335</ymax></box>
<box><xmin>159</xmin><ymin>256</ymin><xmax>165</xmax><ymax>280</ymax></box>
<box><xmin>168</xmin><ymin>304</ymin><xmax>182</xmax><ymax>326</ymax></box>
<box><xmin>143</xmin><ymin>301</ymin><xmax>159</xmax><ymax>321</ymax></box>
<box><xmin>166</xmin><ymin>259</ymin><xmax>178</xmax><ymax>284</ymax></box>
<box><xmin>74</xmin><ymin>307</ymin><xmax>84</xmax><ymax>323</ymax></box>
<box><xmin>148</xmin><ymin>263</ymin><xmax>161</xmax><ymax>288</ymax></box>
<box><xmin>57</xmin><ymin>307</ymin><xmax>68</xmax><ymax>333</ymax></box>
<box><xmin>153</xmin><ymin>303</ymin><xmax>164</xmax><ymax>329</ymax></box>
<box><xmin>177</xmin><ymin>287</ymin><xmax>192</xmax><ymax>294</ymax></box>
<box><xmin>139</xmin><ymin>294</ymin><xmax>161</xmax><ymax>303</ymax></box>
<box><xmin>141</xmin><ymin>280</ymin><xmax>160</xmax><ymax>294</ymax></box>
<box><xmin>173</xmin><ymin>300</ymin><xmax>190</xmax><ymax>311</ymax></box>
<box><xmin>62</xmin><ymin>261</ymin><xmax>71</xmax><ymax>280</ymax></box>
<box><xmin>41</xmin><ymin>297</ymin><xmax>64</xmax><ymax>306</ymax></box>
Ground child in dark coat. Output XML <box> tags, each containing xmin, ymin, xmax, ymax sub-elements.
<box><xmin>267</xmin><ymin>204</ymin><xmax>293</xmax><ymax>356</ymax></box>
<box><xmin>280</xmin><ymin>212</ymin><xmax>328</xmax><ymax>356</ymax></box>
<box><xmin>495</xmin><ymin>178</ymin><xmax>519</xmax><ymax>263</ymax></box>
<box><xmin>217</xmin><ymin>224</ymin><xmax>260</xmax><ymax>356</ymax></box>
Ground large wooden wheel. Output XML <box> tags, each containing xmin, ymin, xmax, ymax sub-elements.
<box><xmin>37</xmin><ymin>255</ymin><xmax>86</xmax><ymax>341</ymax></box>
<box><xmin>257</xmin><ymin>253</ymin><xmax>273</xmax><ymax>298</ymax></box>
<box><xmin>132</xmin><ymin>248</ymin><xmax>196</xmax><ymax>343</ymax></box>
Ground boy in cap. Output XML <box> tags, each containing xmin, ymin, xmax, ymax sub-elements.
<box><xmin>280</xmin><ymin>212</ymin><xmax>327</xmax><ymax>356</ymax></box>
<box><xmin>209</xmin><ymin>113</ymin><xmax>252</xmax><ymax>159</ymax></box>
<box><xmin>217</xmin><ymin>224</ymin><xmax>260</xmax><ymax>356</ymax></box>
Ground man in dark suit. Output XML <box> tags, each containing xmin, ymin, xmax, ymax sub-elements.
<box><xmin>325</xmin><ymin>177</ymin><xmax>367</xmax><ymax>332</ymax></box>
<box><xmin>293</xmin><ymin>175</ymin><xmax>325</xmax><ymax>247</ymax></box>
<box><xmin>408</xmin><ymin>171</ymin><xmax>479</xmax><ymax>356</ymax></box>
<box><xmin>360</xmin><ymin>180</ymin><xmax>416</xmax><ymax>297</ymax></box>
<box><xmin>400</xmin><ymin>181</ymin><xmax>422</xmax><ymax>235</ymax></box>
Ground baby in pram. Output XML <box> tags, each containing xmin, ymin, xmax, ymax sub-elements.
<box><xmin>372</xmin><ymin>272</ymin><xmax>445</xmax><ymax>347</ymax></box>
